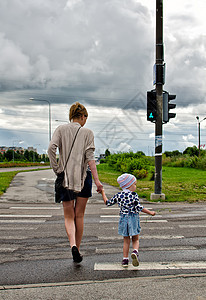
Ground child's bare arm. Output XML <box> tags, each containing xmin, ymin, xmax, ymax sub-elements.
<box><xmin>142</xmin><ymin>208</ymin><xmax>156</xmax><ymax>216</ymax></box>
<box><xmin>100</xmin><ymin>189</ymin><xmax>108</xmax><ymax>205</ymax></box>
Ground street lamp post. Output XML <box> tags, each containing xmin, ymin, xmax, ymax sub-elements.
<box><xmin>196</xmin><ymin>116</ymin><xmax>206</xmax><ymax>156</ymax></box>
<box><xmin>29</xmin><ymin>98</ymin><xmax>51</xmax><ymax>142</ymax></box>
<box><xmin>33</xmin><ymin>144</ymin><xmax>40</xmax><ymax>162</ymax></box>
<box><xmin>55</xmin><ymin>119</ymin><xmax>68</xmax><ymax>123</ymax></box>
<box><xmin>12</xmin><ymin>140</ymin><xmax>23</xmax><ymax>162</ymax></box>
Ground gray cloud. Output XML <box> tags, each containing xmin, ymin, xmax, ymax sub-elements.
<box><xmin>0</xmin><ymin>0</ymin><xmax>206</xmax><ymax>154</ymax></box>
<box><xmin>0</xmin><ymin>0</ymin><xmax>154</xmax><ymax>107</ymax></box>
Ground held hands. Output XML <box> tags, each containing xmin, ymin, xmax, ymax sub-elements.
<box><xmin>150</xmin><ymin>211</ymin><xmax>156</xmax><ymax>216</ymax></box>
<box><xmin>94</xmin><ymin>179</ymin><xmax>103</xmax><ymax>193</ymax></box>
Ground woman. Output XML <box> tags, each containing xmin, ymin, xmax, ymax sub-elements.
<box><xmin>48</xmin><ymin>102</ymin><xmax>103</xmax><ymax>263</ymax></box>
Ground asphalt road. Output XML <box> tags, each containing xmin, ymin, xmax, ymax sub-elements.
<box><xmin>0</xmin><ymin>169</ymin><xmax>206</xmax><ymax>299</ymax></box>
<box><xmin>0</xmin><ymin>166</ymin><xmax>50</xmax><ymax>173</ymax></box>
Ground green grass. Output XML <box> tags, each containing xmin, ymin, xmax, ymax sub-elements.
<box><xmin>1</xmin><ymin>164</ymin><xmax>206</xmax><ymax>202</ymax></box>
<box><xmin>0</xmin><ymin>171</ymin><xmax>19</xmax><ymax>195</ymax></box>
<box><xmin>97</xmin><ymin>164</ymin><xmax>206</xmax><ymax>202</ymax></box>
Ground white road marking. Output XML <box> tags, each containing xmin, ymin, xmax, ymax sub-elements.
<box><xmin>101</xmin><ymin>208</ymin><xmax>154</xmax><ymax>210</ymax></box>
<box><xmin>100</xmin><ymin>220</ymin><xmax>167</xmax><ymax>223</ymax></box>
<box><xmin>96</xmin><ymin>246</ymin><xmax>196</xmax><ymax>254</ymax></box>
<box><xmin>100</xmin><ymin>215</ymin><xmax>119</xmax><ymax>218</ymax></box>
<box><xmin>10</xmin><ymin>207</ymin><xmax>61</xmax><ymax>210</ymax></box>
<box><xmin>141</xmin><ymin>235</ymin><xmax>184</xmax><ymax>239</ymax></box>
<box><xmin>1</xmin><ymin>226</ymin><xmax>38</xmax><ymax>230</ymax></box>
<box><xmin>143</xmin><ymin>227</ymin><xmax>174</xmax><ymax>230</ymax></box>
<box><xmin>98</xmin><ymin>234</ymin><xmax>184</xmax><ymax>240</ymax></box>
<box><xmin>179</xmin><ymin>225</ymin><xmax>206</xmax><ymax>228</ymax></box>
<box><xmin>94</xmin><ymin>261</ymin><xmax>206</xmax><ymax>271</ymax></box>
<box><xmin>0</xmin><ymin>236</ymin><xmax>29</xmax><ymax>239</ymax></box>
<box><xmin>101</xmin><ymin>208</ymin><xmax>119</xmax><ymax>210</ymax></box>
<box><xmin>140</xmin><ymin>220</ymin><xmax>168</xmax><ymax>223</ymax></box>
<box><xmin>0</xmin><ymin>215</ymin><xmax>52</xmax><ymax>218</ymax></box>
<box><xmin>0</xmin><ymin>220</ymin><xmax>46</xmax><ymax>223</ymax></box>
<box><xmin>0</xmin><ymin>245</ymin><xmax>17</xmax><ymax>252</ymax></box>
<box><xmin>100</xmin><ymin>215</ymin><xmax>162</xmax><ymax>218</ymax></box>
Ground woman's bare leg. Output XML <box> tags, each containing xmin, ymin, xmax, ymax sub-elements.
<box><xmin>62</xmin><ymin>200</ymin><xmax>76</xmax><ymax>247</ymax></box>
<box><xmin>74</xmin><ymin>197</ymin><xmax>88</xmax><ymax>249</ymax></box>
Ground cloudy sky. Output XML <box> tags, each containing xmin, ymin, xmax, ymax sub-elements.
<box><xmin>0</xmin><ymin>0</ymin><xmax>206</xmax><ymax>155</ymax></box>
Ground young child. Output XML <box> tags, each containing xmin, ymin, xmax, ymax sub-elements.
<box><xmin>100</xmin><ymin>173</ymin><xmax>156</xmax><ymax>267</ymax></box>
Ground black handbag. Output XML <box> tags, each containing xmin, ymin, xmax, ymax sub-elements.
<box><xmin>55</xmin><ymin>126</ymin><xmax>81</xmax><ymax>203</ymax></box>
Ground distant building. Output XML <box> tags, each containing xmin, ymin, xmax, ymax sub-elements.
<box><xmin>27</xmin><ymin>147</ymin><xmax>37</xmax><ymax>153</ymax></box>
<box><xmin>0</xmin><ymin>146</ymin><xmax>36</xmax><ymax>155</ymax></box>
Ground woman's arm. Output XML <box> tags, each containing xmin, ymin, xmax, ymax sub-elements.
<box><xmin>88</xmin><ymin>160</ymin><xmax>103</xmax><ymax>193</ymax></box>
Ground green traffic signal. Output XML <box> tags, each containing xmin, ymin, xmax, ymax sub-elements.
<box><xmin>147</xmin><ymin>90</ymin><xmax>156</xmax><ymax>123</ymax></box>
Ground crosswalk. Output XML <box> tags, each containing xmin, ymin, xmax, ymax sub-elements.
<box><xmin>0</xmin><ymin>205</ymin><xmax>64</xmax><ymax>262</ymax></box>
<box><xmin>0</xmin><ymin>206</ymin><xmax>61</xmax><ymax>223</ymax></box>
<box><xmin>95</xmin><ymin>205</ymin><xmax>206</xmax><ymax>272</ymax></box>
<box><xmin>0</xmin><ymin>203</ymin><xmax>206</xmax><ymax>275</ymax></box>
<box><xmin>94</xmin><ymin>261</ymin><xmax>206</xmax><ymax>271</ymax></box>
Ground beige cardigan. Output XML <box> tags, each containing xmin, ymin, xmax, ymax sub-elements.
<box><xmin>48</xmin><ymin>122</ymin><xmax>95</xmax><ymax>193</ymax></box>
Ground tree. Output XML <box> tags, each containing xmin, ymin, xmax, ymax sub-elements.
<box><xmin>105</xmin><ymin>149</ymin><xmax>110</xmax><ymax>157</ymax></box>
<box><xmin>4</xmin><ymin>150</ymin><xmax>13</xmax><ymax>161</ymax></box>
<box><xmin>183</xmin><ymin>146</ymin><xmax>198</xmax><ymax>157</ymax></box>
<box><xmin>0</xmin><ymin>152</ymin><xmax>3</xmax><ymax>162</ymax></box>
<box><xmin>164</xmin><ymin>150</ymin><xmax>182</xmax><ymax>157</ymax></box>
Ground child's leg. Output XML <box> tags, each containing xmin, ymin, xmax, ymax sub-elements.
<box><xmin>123</xmin><ymin>236</ymin><xmax>130</xmax><ymax>257</ymax></box>
<box><xmin>131</xmin><ymin>235</ymin><xmax>139</xmax><ymax>266</ymax></box>
<box><xmin>132</xmin><ymin>235</ymin><xmax>139</xmax><ymax>251</ymax></box>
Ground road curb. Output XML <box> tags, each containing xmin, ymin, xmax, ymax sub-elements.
<box><xmin>1</xmin><ymin>272</ymin><xmax>206</xmax><ymax>291</ymax></box>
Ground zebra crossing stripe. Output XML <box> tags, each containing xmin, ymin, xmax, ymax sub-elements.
<box><xmin>100</xmin><ymin>220</ymin><xmax>167</xmax><ymax>223</ymax></box>
<box><xmin>98</xmin><ymin>234</ymin><xmax>184</xmax><ymax>240</ymax></box>
<box><xmin>10</xmin><ymin>207</ymin><xmax>61</xmax><ymax>210</ymax></box>
<box><xmin>0</xmin><ymin>220</ymin><xmax>46</xmax><ymax>223</ymax></box>
<box><xmin>100</xmin><ymin>215</ymin><xmax>162</xmax><ymax>218</ymax></box>
<box><xmin>179</xmin><ymin>225</ymin><xmax>206</xmax><ymax>228</ymax></box>
<box><xmin>96</xmin><ymin>245</ymin><xmax>196</xmax><ymax>254</ymax></box>
<box><xmin>0</xmin><ymin>215</ymin><xmax>52</xmax><ymax>218</ymax></box>
<box><xmin>94</xmin><ymin>261</ymin><xmax>206</xmax><ymax>271</ymax></box>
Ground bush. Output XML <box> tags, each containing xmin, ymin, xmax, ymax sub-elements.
<box><xmin>133</xmin><ymin>169</ymin><xmax>148</xmax><ymax>179</ymax></box>
<box><xmin>197</xmin><ymin>156</ymin><xmax>206</xmax><ymax>170</ymax></box>
<box><xmin>105</xmin><ymin>152</ymin><xmax>150</xmax><ymax>178</ymax></box>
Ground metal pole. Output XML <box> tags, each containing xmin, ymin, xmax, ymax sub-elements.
<box><xmin>155</xmin><ymin>0</ymin><xmax>163</xmax><ymax>195</ymax></box>
<box><xmin>198</xmin><ymin>121</ymin><xmax>200</xmax><ymax>157</ymax></box>
<box><xmin>48</xmin><ymin>102</ymin><xmax>51</xmax><ymax>141</ymax></box>
<box><xmin>30</xmin><ymin>98</ymin><xmax>51</xmax><ymax>142</ymax></box>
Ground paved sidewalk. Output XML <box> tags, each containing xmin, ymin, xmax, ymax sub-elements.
<box><xmin>0</xmin><ymin>168</ymin><xmax>122</xmax><ymax>204</ymax></box>
<box><xmin>0</xmin><ymin>169</ymin><xmax>55</xmax><ymax>203</ymax></box>
<box><xmin>0</xmin><ymin>274</ymin><xmax>206</xmax><ymax>300</ymax></box>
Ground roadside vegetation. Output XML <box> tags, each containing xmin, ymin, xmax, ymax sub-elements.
<box><xmin>0</xmin><ymin>171</ymin><xmax>19</xmax><ymax>195</ymax></box>
<box><xmin>1</xmin><ymin>145</ymin><xmax>205</xmax><ymax>202</ymax></box>
<box><xmin>97</xmin><ymin>146</ymin><xmax>206</xmax><ymax>202</ymax></box>
<box><xmin>0</xmin><ymin>149</ymin><xmax>50</xmax><ymax>196</ymax></box>
<box><xmin>0</xmin><ymin>149</ymin><xmax>49</xmax><ymax>164</ymax></box>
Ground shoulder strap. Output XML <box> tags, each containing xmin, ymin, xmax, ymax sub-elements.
<box><xmin>63</xmin><ymin>126</ymin><xmax>81</xmax><ymax>171</ymax></box>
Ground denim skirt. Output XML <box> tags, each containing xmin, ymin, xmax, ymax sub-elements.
<box><xmin>118</xmin><ymin>213</ymin><xmax>141</xmax><ymax>237</ymax></box>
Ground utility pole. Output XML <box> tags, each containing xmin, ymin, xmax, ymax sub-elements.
<box><xmin>151</xmin><ymin>0</ymin><xmax>165</xmax><ymax>200</ymax></box>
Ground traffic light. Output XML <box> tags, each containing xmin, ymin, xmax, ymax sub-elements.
<box><xmin>147</xmin><ymin>90</ymin><xmax>156</xmax><ymax>123</ymax></box>
<box><xmin>163</xmin><ymin>91</ymin><xmax>176</xmax><ymax>123</ymax></box>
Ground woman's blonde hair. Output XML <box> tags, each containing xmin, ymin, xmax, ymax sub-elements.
<box><xmin>69</xmin><ymin>102</ymin><xmax>88</xmax><ymax>121</ymax></box>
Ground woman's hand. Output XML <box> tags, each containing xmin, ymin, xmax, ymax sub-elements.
<box><xmin>94</xmin><ymin>179</ymin><xmax>103</xmax><ymax>193</ymax></box>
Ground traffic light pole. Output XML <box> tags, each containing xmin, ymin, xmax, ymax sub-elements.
<box><xmin>151</xmin><ymin>0</ymin><xmax>165</xmax><ymax>200</ymax></box>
